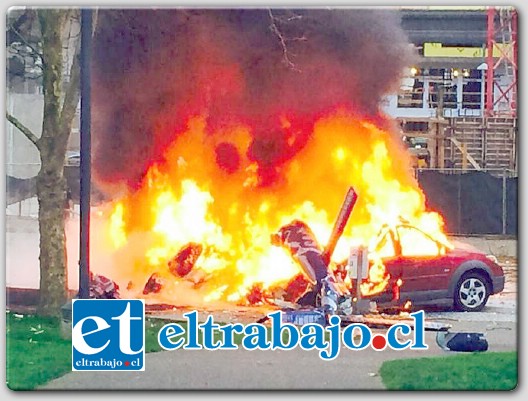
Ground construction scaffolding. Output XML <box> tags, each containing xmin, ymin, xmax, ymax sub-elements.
<box><xmin>444</xmin><ymin>117</ymin><xmax>517</xmax><ymax>171</ymax></box>
<box><xmin>399</xmin><ymin>114</ymin><xmax>517</xmax><ymax>175</ymax></box>
<box><xmin>485</xmin><ymin>7</ymin><xmax>518</xmax><ymax>117</ymax></box>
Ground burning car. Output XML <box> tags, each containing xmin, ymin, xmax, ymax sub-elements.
<box><xmin>270</xmin><ymin>206</ymin><xmax>505</xmax><ymax>314</ymax></box>
<box><xmin>366</xmin><ymin>223</ymin><xmax>505</xmax><ymax>312</ymax></box>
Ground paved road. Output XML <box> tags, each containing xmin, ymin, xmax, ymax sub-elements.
<box><xmin>43</xmin><ymin>294</ymin><xmax>516</xmax><ymax>390</ymax></box>
<box><xmin>43</xmin><ymin>335</ymin><xmax>444</xmax><ymax>390</ymax></box>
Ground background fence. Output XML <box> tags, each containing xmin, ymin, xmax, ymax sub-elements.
<box><xmin>416</xmin><ymin>168</ymin><xmax>517</xmax><ymax>235</ymax></box>
<box><xmin>7</xmin><ymin>165</ymin><xmax>518</xmax><ymax>236</ymax></box>
<box><xmin>6</xmin><ymin>163</ymin><xmax>82</xmax><ymax>218</ymax></box>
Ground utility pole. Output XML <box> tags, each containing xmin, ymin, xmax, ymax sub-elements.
<box><xmin>78</xmin><ymin>8</ymin><xmax>93</xmax><ymax>298</ymax></box>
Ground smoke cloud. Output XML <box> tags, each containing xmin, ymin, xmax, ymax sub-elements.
<box><xmin>92</xmin><ymin>9</ymin><xmax>414</xmax><ymax>191</ymax></box>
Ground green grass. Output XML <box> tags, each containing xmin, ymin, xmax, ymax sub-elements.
<box><xmin>5</xmin><ymin>313</ymin><xmax>183</xmax><ymax>390</ymax></box>
<box><xmin>145</xmin><ymin>318</ymin><xmax>168</xmax><ymax>353</ymax></box>
<box><xmin>6</xmin><ymin>313</ymin><xmax>72</xmax><ymax>391</ymax></box>
<box><xmin>6</xmin><ymin>313</ymin><xmax>313</xmax><ymax>390</ymax></box>
<box><xmin>6</xmin><ymin>313</ymin><xmax>258</xmax><ymax>390</ymax></box>
<box><xmin>380</xmin><ymin>352</ymin><xmax>518</xmax><ymax>390</ymax></box>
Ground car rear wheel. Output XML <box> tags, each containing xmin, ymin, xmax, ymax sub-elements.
<box><xmin>454</xmin><ymin>272</ymin><xmax>490</xmax><ymax>312</ymax></box>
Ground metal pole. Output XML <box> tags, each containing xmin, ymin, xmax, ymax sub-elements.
<box><xmin>512</xmin><ymin>10</ymin><xmax>518</xmax><ymax>116</ymax></box>
<box><xmin>457</xmin><ymin>174</ymin><xmax>462</xmax><ymax>233</ymax></box>
<box><xmin>356</xmin><ymin>248</ymin><xmax>363</xmax><ymax>302</ymax></box>
<box><xmin>486</xmin><ymin>7</ymin><xmax>495</xmax><ymax>116</ymax></box>
<box><xmin>480</xmin><ymin>69</ymin><xmax>485</xmax><ymax>116</ymax></box>
<box><xmin>423</xmin><ymin>76</ymin><xmax>429</xmax><ymax>110</ymax></box>
<box><xmin>456</xmin><ymin>74</ymin><xmax>463</xmax><ymax>115</ymax></box>
<box><xmin>322</xmin><ymin>187</ymin><xmax>358</xmax><ymax>265</ymax></box>
<box><xmin>79</xmin><ymin>8</ymin><xmax>93</xmax><ymax>299</ymax></box>
<box><xmin>502</xmin><ymin>170</ymin><xmax>507</xmax><ymax>235</ymax></box>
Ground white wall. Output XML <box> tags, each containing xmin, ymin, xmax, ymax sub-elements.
<box><xmin>6</xmin><ymin>214</ymin><xmax>80</xmax><ymax>291</ymax></box>
<box><xmin>6</xmin><ymin>93</ymin><xmax>43</xmax><ymax>178</ymax></box>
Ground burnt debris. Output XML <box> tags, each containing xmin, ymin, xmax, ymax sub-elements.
<box><xmin>168</xmin><ymin>243</ymin><xmax>203</xmax><ymax>278</ymax></box>
<box><xmin>143</xmin><ymin>273</ymin><xmax>164</xmax><ymax>295</ymax></box>
<box><xmin>89</xmin><ymin>273</ymin><xmax>120</xmax><ymax>299</ymax></box>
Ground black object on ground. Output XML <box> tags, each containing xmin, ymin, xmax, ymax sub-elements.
<box><xmin>436</xmin><ymin>331</ymin><xmax>488</xmax><ymax>352</ymax></box>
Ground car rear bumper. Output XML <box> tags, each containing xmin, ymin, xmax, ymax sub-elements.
<box><xmin>492</xmin><ymin>275</ymin><xmax>505</xmax><ymax>294</ymax></box>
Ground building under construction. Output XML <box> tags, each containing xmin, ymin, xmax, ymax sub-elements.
<box><xmin>384</xmin><ymin>6</ymin><xmax>517</xmax><ymax>175</ymax></box>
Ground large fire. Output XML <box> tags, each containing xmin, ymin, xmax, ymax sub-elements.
<box><xmin>92</xmin><ymin>110</ymin><xmax>450</xmax><ymax>306</ymax></box>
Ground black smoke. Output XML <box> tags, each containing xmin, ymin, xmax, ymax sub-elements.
<box><xmin>92</xmin><ymin>9</ymin><xmax>413</xmax><ymax>189</ymax></box>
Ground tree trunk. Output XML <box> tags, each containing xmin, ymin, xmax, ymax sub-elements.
<box><xmin>36</xmin><ymin>10</ymin><xmax>70</xmax><ymax>316</ymax></box>
<box><xmin>36</xmin><ymin>161</ymin><xmax>68</xmax><ymax>316</ymax></box>
<box><xmin>7</xmin><ymin>9</ymin><xmax>81</xmax><ymax>316</ymax></box>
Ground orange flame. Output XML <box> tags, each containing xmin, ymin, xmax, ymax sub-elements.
<box><xmin>96</xmin><ymin>111</ymin><xmax>450</xmax><ymax>305</ymax></box>
<box><xmin>109</xmin><ymin>202</ymin><xmax>126</xmax><ymax>249</ymax></box>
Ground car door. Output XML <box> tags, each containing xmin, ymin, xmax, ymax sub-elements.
<box><xmin>394</xmin><ymin>226</ymin><xmax>456</xmax><ymax>303</ymax></box>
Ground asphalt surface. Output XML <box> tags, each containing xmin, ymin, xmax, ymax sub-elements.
<box><xmin>44</xmin><ymin>335</ymin><xmax>444</xmax><ymax>390</ymax></box>
<box><xmin>42</xmin><ymin>295</ymin><xmax>516</xmax><ymax>390</ymax></box>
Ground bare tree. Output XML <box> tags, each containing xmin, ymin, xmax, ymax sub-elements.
<box><xmin>6</xmin><ymin>9</ymin><xmax>81</xmax><ymax>316</ymax></box>
<box><xmin>268</xmin><ymin>9</ymin><xmax>306</xmax><ymax>72</ymax></box>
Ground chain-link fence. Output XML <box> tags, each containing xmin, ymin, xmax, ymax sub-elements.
<box><xmin>416</xmin><ymin>168</ymin><xmax>517</xmax><ymax>235</ymax></box>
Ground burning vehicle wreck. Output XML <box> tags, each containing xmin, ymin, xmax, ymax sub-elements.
<box><xmin>362</xmin><ymin>223</ymin><xmax>505</xmax><ymax>312</ymax></box>
<box><xmin>267</xmin><ymin>187</ymin><xmax>357</xmax><ymax>314</ymax></box>
<box><xmin>90</xmin><ymin>178</ymin><xmax>505</xmax><ymax>315</ymax></box>
<box><xmin>269</xmin><ymin>206</ymin><xmax>505</xmax><ymax>314</ymax></box>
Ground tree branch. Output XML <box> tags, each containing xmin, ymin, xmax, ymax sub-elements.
<box><xmin>59</xmin><ymin>14</ymin><xmax>82</xmax><ymax>138</ymax></box>
<box><xmin>268</xmin><ymin>9</ymin><xmax>302</xmax><ymax>72</ymax></box>
<box><xmin>10</xmin><ymin>10</ymin><xmax>29</xmax><ymax>32</ymax></box>
<box><xmin>6</xmin><ymin>112</ymin><xmax>40</xmax><ymax>150</ymax></box>
<box><xmin>9</xmin><ymin>25</ymin><xmax>43</xmax><ymax>60</ymax></box>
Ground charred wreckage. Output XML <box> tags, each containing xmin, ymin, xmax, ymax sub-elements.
<box><xmin>89</xmin><ymin>186</ymin><xmax>505</xmax><ymax>316</ymax></box>
<box><xmin>85</xmin><ymin>187</ymin><xmax>504</xmax><ymax>351</ymax></box>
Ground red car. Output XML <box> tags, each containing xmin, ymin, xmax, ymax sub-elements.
<box><xmin>367</xmin><ymin>224</ymin><xmax>505</xmax><ymax>312</ymax></box>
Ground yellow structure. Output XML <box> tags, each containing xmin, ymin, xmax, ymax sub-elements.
<box><xmin>424</xmin><ymin>42</ymin><xmax>510</xmax><ymax>58</ymax></box>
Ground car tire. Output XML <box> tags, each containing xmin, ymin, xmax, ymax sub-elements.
<box><xmin>454</xmin><ymin>272</ymin><xmax>490</xmax><ymax>312</ymax></box>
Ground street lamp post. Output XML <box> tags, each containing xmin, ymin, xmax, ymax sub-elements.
<box><xmin>78</xmin><ymin>8</ymin><xmax>93</xmax><ymax>299</ymax></box>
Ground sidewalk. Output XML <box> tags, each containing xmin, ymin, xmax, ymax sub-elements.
<box><xmin>42</xmin><ymin>345</ymin><xmax>432</xmax><ymax>390</ymax></box>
